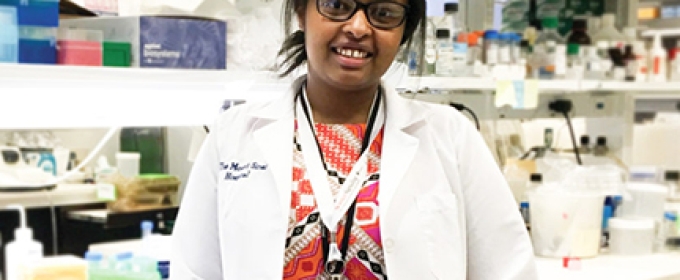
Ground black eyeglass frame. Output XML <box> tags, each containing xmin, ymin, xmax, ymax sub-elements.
<box><xmin>316</xmin><ymin>0</ymin><xmax>411</xmax><ymax>30</ymax></box>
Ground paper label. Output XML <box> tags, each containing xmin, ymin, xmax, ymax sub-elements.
<box><xmin>97</xmin><ymin>184</ymin><xmax>117</xmax><ymax>201</ymax></box>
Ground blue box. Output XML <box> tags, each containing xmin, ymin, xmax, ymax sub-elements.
<box><xmin>0</xmin><ymin>5</ymin><xmax>19</xmax><ymax>62</ymax></box>
<box><xmin>0</xmin><ymin>0</ymin><xmax>58</xmax><ymax>27</ymax></box>
<box><xmin>19</xmin><ymin>26</ymin><xmax>56</xmax><ymax>64</ymax></box>
<box><xmin>60</xmin><ymin>16</ymin><xmax>227</xmax><ymax>69</ymax></box>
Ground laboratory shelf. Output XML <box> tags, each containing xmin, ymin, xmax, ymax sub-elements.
<box><xmin>0</xmin><ymin>63</ymin><xmax>288</xmax><ymax>129</ymax></box>
<box><xmin>1</xmin><ymin>63</ymin><xmax>679</xmax><ymax>128</ymax></box>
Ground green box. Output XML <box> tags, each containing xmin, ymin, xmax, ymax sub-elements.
<box><xmin>103</xmin><ymin>41</ymin><xmax>131</xmax><ymax>67</ymax></box>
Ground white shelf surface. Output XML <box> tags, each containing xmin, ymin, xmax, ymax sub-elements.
<box><xmin>1</xmin><ymin>63</ymin><xmax>680</xmax><ymax>128</ymax></box>
<box><xmin>400</xmin><ymin>76</ymin><xmax>680</xmax><ymax>93</ymax></box>
<box><xmin>0</xmin><ymin>184</ymin><xmax>102</xmax><ymax>208</ymax></box>
<box><xmin>536</xmin><ymin>252</ymin><xmax>680</xmax><ymax>280</ymax></box>
<box><xmin>0</xmin><ymin>63</ymin><xmax>288</xmax><ymax>129</ymax></box>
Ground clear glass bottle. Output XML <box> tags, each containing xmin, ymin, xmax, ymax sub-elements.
<box><xmin>593</xmin><ymin>136</ymin><xmax>609</xmax><ymax>156</ymax></box>
<box><xmin>554</xmin><ymin>44</ymin><xmax>567</xmax><ymax>79</ymax></box>
<box><xmin>535</xmin><ymin>17</ymin><xmax>566</xmax><ymax>46</ymax></box>
<box><xmin>592</xmin><ymin>14</ymin><xmax>625</xmax><ymax>49</ymax></box>
<box><xmin>566</xmin><ymin>43</ymin><xmax>585</xmax><ymax>80</ymax></box>
<box><xmin>665</xmin><ymin>171</ymin><xmax>680</xmax><ymax>201</ymax></box>
<box><xmin>597</xmin><ymin>41</ymin><xmax>613</xmax><ymax>79</ymax></box>
<box><xmin>435</xmin><ymin>29</ymin><xmax>454</xmax><ymax>76</ymax></box>
<box><xmin>538</xmin><ymin>41</ymin><xmax>557</xmax><ymax>80</ymax></box>
<box><xmin>585</xmin><ymin>46</ymin><xmax>605</xmax><ymax>80</ymax></box>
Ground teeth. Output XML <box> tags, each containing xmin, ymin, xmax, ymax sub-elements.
<box><xmin>337</xmin><ymin>48</ymin><xmax>368</xmax><ymax>58</ymax></box>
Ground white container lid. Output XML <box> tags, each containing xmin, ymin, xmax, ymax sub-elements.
<box><xmin>626</xmin><ymin>182</ymin><xmax>668</xmax><ymax>194</ymax></box>
<box><xmin>609</xmin><ymin>218</ymin><xmax>655</xmax><ymax>230</ymax></box>
<box><xmin>116</xmin><ymin>152</ymin><xmax>141</xmax><ymax>160</ymax></box>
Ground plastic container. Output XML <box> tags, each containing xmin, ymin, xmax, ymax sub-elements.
<box><xmin>20</xmin><ymin>256</ymin><xmax>88</xmax><ymax>280</ymax></box>
<box><xmin>57</xmin><ymin>28</ymin><xmax>103</xmax><ymax>66</ymax></box>
<box><xmin>103</xmin><ymin>41</ymin><xmax>132</xmax><ymax>67</ymax></box>
<box><xmin>5</xmin><ymin>0</ymin><xmax>59</xmax><ymax>27</ymax></box>
<box><xmin>592</xmin><ymin>14</ymin><xmax>625</xmax><ymax>49</ymax></box>
<box><xmin>0</xmin><ymin>6</ymin><xmax>19</xmax><ymax>63</ymax></box>
<box><xmin>617</xmin><ymin>183</ymin><xmax>668</xmax><ymax>222</ymax></box>
<box><xmin>435</xmin><ymin>29</ymin><xmax>453</xmax><ymax>76</ymax></box>
<box><xmin>18</xmin><ymin>26</ymin><xmax>57</xmax><ymax>64</ymax></box>
<box><xmin>116</xmin><ymin>152</ymin><xmax>141</xmax><ymax>179</ymax></box>
<box><xmin>5</xmin><ymin>205</ymin><xmax>44</xmax><ymax>280</ymax></box>
<box><xmin>535</xmin><ymin>17</ymin><xmax>566</xmax><ymax>46</ymax></box>
<box><xmin>484</xmin><ymin>30</ymin><xmax>500</xmax><ymax>66</ymax></box>
<box><xmin>609</xmin><ymin>218</ymin><xmax>655</xmax><ymax>255</ymax></box>
<box><xmin>528</xmin><ymin>191</ymin><xmax>605</xmax><ymax>258</ymax></box>
<box><xmin>665</xmin><ymin>171</ymin><xmax>680</xmax><ymax>201</ymax></box>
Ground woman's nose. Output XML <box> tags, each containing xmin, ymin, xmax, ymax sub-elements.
<box><xmin>343</xmin><ymin>9</ymin><xmax>372</xmax><ymax>39</ymax></box>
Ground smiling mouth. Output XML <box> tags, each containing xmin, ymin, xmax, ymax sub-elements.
<box><xmin>332</xmin><ymin>47</ymin><xmax>373</xmax><ymax>59</ymax></box>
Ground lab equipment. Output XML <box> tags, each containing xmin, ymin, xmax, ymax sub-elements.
<box><xmin>0</xmin><ymin>6</ymin><xmax>18</xmax><ymax>63</ymax></box>
<box><xmin>116</xmin><ymin>152</ymin><xmax>141</xmax><ymax>179</ymax></box>
<box><xmin>435</xmin><ymin>29</ymin><xmax>454</xmax><ymax>76</ymax></box>
<box><xmin>624</xmin><ymin>45</ymin><xmax>637</xmax><ymax>81</ymax></box>
<box><xmin>608</xmin><ymin>218</ymin><xmax>656</xmax><ymax>255</ymax></box>
<box><xmin>567</xmin><ymin>19</ymin><xmax>591</xmax><ymax>45</ymax></box>
<box><xmin>592</xmin><ymin>14</ymin><xmax>625</xmax><ymax>49</ymax></box>
<box><xmin>665</xmin><ymin>171</ymin><xmax>680</xmax><ymax>201</ymax></box>
<box><xmin>528</xmin><ymin>190</ymin><xmax>605</xmax><ymax>258</ymax></box>
<box><xmin>20</xmin><ymin>256</ymin><xmax>88</xmax><ymax>280</ymax></box>
<box><xmin>617</xmin><ymin>183</ymin><xmax>668</xmax><ymax>222</ymax></box>
<box><xmin>593</xmin><ymin>136</ymin><xmax>609</xmax><ymax>156</ymax></box>
<box><xmin>633</xmin><ymin>41</ymin><xmax>649</xmax><ymax>81</ymax></box>
<box><xmin>534</xmin><ymin>17</ymin><xmax>565</xmax><ymax>46</ymax></box>
<box><xmin>648</xmin><ymin>31</ymin><xmax>668</xmax><ymax>82</ymax></box>
<box><xmin>5</xmin><ymin>205</ymin><xmax>44</xmax><ymax>280</ymax></box>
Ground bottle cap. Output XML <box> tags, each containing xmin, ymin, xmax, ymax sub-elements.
<box><xmin>567</xmin><ymin>43</ymin><xmax>580</xmax><ymax>55</ymax></box>
<box><xmin>444</xmin><ymin>3</ymin><xmax>458</xmax><ymax>12</ymax></box>
<box><xmin>436</xmin><ymin>29</ymin><xmax>450</xmax><ymax>39</ymax></box>
<box><xmin>484</xmin><ymin>30</ymin><xmax>499</xmax><ymax>39</ymax></box>
<box><xmin>542</xmin><ymin>17</ymin><xmax>559</xmax><ymax>29</ymax></box>
<box><xmin>520</xmin><ymin>202</ymin><xmax>529</xmax><ymax>208</ymax></box>
<box><xmin>665</xmin><ymin>211</ymin><xmax>678</xmax><ymax>221</ymax></box>
<box><xmin>530</xmin><ymin>173</ymin><xmax>542</xmax><ymax>182</ymax></box>
<box><xmin>467</xmin><ymin>33</ymin><xmax>479</xmax><ymax>46</ymax></box>
<box><xmin>580</xmin><ymin>135</ymin><xmax>590</xmax><ymax>145</ymax></box>
<box><xmin>85</xmin><ymin>251</ymin><xmax>103</xmax><ymax>262</ymax></box>
<box><xmin>141</xmin><ymin>220</ymin><xmax>154</xmax><ymax>231</ymax></box>
<box><xmin>596</xmin><ymin>136</ymin><xmax>607</xmax><ymax>146</ymax></box>
<box><xmin>666</xmin><ymin>171</ymin><xmax>680</xmax><ymax>181</ymax></box>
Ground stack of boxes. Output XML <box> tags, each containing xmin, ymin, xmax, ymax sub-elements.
<box><xmin>0</xmin><ymin>0</ymin><xmax>59</xmax><ymax>64</ymax></box>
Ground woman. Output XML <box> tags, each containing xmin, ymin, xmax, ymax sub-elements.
<box><xmin>171</xmin><ymin>0</ymin><xmax>537</xmax><ymax>279</ymax></box>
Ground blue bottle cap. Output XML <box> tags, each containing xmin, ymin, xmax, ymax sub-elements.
<box><xmin>665</xmin><ymin>212</ymin><xmax>678</xmax><ymax>221</ymax></box>
<box><xmin>141</xmin><ymin>220</ymin><xmax>154</xmax><ymax>231</ymax></box>
<box><xmin>484</xmin><ymin>30</ymin><xmax>499</xmax><ymax>39</ymax></box>
<box><xmin>84</xmin><ymin>251</ymin><xmax>103</xmax><ymax>261</ymax></box>
<box><xmin>116</xmin><ymin>252</ymin><xmax>134</xmax><ymax>261</ymax></box>
<box><xmin>520</xmin><ymin>202</ymin><xmax>529</xmax><ymax>208</ymax></box>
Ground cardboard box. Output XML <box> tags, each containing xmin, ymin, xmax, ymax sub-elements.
<box><xmin>60</xmin><ymin>16</ymin><xmax>226</xmax><ymax>69</ymax></box>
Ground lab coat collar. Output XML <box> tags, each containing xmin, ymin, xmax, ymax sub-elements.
<box><xmin>248</xmin><ymin>76</ymin><xmax>429</xmax><ymax>223</ymax></box>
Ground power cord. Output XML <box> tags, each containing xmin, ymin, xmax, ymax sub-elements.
<box><xmin>548</xmin><ymin>99</ymin><xmax>583</xmax><ymax>165</ymax></box>
<box><xmin>450</xmin><ymin>102</ymin><xmax>481</xmax><ymax>131</ymax></box>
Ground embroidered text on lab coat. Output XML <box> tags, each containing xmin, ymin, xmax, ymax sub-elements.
<box><xmin>219</xmin><ymin>161</ymin><xmax>268</xmax><ymax>181</ymax></box>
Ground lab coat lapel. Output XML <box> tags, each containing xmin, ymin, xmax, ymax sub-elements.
<box><xmin>379</xmin><ymin>88</ymin><xmax>426</xmax><ymax>217</ymax></box>
<box><xmin>250</xmin><ymin>79</ymin><xmax>302</xmax><ymax>222</ymax></box>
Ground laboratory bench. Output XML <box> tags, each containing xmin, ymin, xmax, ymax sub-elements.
<box><xmin>536</xmin><ymin>252</ymin><xmax>680</xmax><ymax>279</ymax></box>
<box><xmin>0</xmin><ymin>184</ymin><xmax>177</xmax><ymax>278</ymax></box>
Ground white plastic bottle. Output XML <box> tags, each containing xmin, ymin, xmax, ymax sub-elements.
<box><xmin>633</xmin><ymin>41</ymin><xmax>649</xmax><ymax>81</ymax></box>
<box><xmin>671</xmin><ymin>41</ymin><xmax>680</xmax><ymax>81</ymax></box>
<box><xmin>435</xmin><ymin>29</ymin><xmax>454</xmax><ymax>76</ymax></box>
<box><xmin>648</xmin><ymin>32</ymin><xmax>668</xmax><ymax>82</ymax></box>
<box><xmin>592</xmin><ymin>14</ymin><xmax>625</xmax><ymax>49</ymax></box>
<box><xmin>5</xmin><ymin>205</ymin><xmax>43</xmax><ymax>280</ymax></box>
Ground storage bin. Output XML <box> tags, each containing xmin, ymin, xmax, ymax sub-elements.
<box><xmin>57</xmin><ymin>28</ymin><xmax>103</xmax><ymax>66</ymax></box>
<box><xmin>19</xmin><ymin>26</ymin><xmax>56</xmax><ymax>64</ymax></box>
<box><xmin>609</xmin><ymin>218</ymin><xmax>655</xmax><ymax>255</ymax></box>
<box><xmin>0</xmin><ymin>0</ymin><xmax>58</xmax><ymax>27</ymax></box>
<box><xmin>529</xmin><ymin>191</ymin><xmax>605</xmax><ymax>258</ymax></box>
<box><xmin>0</xmin><ymin>5</ymin><xmax>19</xmax><ymax>63</ymax></box>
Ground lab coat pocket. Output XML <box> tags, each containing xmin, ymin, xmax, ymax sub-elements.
<box><xmin>416</xmin><ymin>191</ymin><xmax>464</xmax><ymax>279</ymax></box>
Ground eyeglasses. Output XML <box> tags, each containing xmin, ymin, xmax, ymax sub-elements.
<box><xmin>316</xmin><ymin>0</ymin><xmax>410</xmax><ymax>30</ymax></box>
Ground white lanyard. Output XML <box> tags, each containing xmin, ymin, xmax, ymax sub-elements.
<box><xmin>295</xmin><ymin>87</ymin><xmax>384</xmax><ymax>263</ymax></box>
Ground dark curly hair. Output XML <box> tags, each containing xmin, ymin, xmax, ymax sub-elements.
<box><xmin>276</xmin><ymin>0</ymin><xmax>427</xmax><ymax>76</ymax></box>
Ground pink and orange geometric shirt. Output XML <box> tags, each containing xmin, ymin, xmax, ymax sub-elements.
<box><xmin>283</xmin><ymin>123</ymin><xmax>387</xmax><ymax>280</ymax></box>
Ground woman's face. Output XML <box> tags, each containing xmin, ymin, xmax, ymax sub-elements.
<box><xmin>300</xmin><ymin>0</ymin><xmax>407</xmax><ymax>91</ymax></box>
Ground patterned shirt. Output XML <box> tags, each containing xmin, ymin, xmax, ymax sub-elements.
<box><xmin>283</xmin><ymin>122</ymin><xmax>387</xmax><ymax>280</ymax></box>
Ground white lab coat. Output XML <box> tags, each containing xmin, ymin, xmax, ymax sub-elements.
<box><xmin>171</xmin><ymin>78</ymin><xmax>537</xmax><ymax>280</ymax></box>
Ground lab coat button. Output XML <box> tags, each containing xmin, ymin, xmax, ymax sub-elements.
<box><xmin>384</xmin><ymin>239</ymin><xmax>395</xmax><ymax>252</ymax></box>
